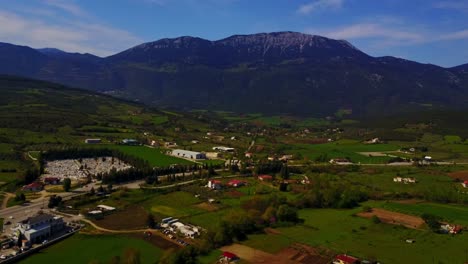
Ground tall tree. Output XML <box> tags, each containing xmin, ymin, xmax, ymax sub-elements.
<box><xmin>63</xmin><ymin>178</ymin><xmax>72</xmax><ymax>192</ymax></box>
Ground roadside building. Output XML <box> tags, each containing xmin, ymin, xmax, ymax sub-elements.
<box><xmin>16</xmin><ymin>213</ymin><xmax>64</xmax><ymax>244</ymax></box>
<box><xmin>22</xmin><ymin>182</ymin><xmax>43</xmax><ymax>192</ymax></box>
<box><xmin>97</xmin><ymin>205</ymin><xmax>116</xmax><ymax>212</ymax></box>
<box><xmin>208</xmin><ymin>180</ymin><xmax>223</xmax><ymax>190</ymax></box>
<box><xmin>44</xmin><ymin>177</ymin><xmax>60</xmax><ymax>185</ymax></box>
<box><xmin>122</xmin><ymin>139</ymin><xmax>139</xmax><ymax>145</ymax></box>
<box><xmin>85</xmin><ymin>138</ymin><xmax>102</xmax><ymax>144</ymax></box>
<box><xmin>165</xmin><ymin>142</ymin><xmax>178</xmax><ymax>148</ymax></box>
<box><xmin>171</xmin><ymin>149</ymin><xmax>206</xmax><ymax>160</ymax></box>
<box><xmin>212</xmin><ymin>146</ymin><xmax>235</xmax><ymax>152</ymax></box>
<box><xmin>329</xmin><ymin>158</ymin><xmax>353</xmax><ymax>165</ymax></box>
<box><xmin>245</xmin><ymin>152</ymin><xmax>253</xmax><ymax>158</ymax></box>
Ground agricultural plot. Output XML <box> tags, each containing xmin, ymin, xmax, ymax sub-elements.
<box><xmin>144</xmin><ymin>191</ymin><xmax>203</xmax><ymax>218</ymax></box>
<box><xmin>22</xmin><ymin>234</ymin><xmax>163</xmax><ymax>264</ymax></box>
<box><xmin>377</xmin><ymin>201</ymin><xmax>468</xmax><ymax>226</ymax></box>
<box><xmin>108</xmin><ymin>145</ymin><xmax>194</xmax><ymax>167</ymax></box>
<box><xmin>292</xmin><ymin>140</ymin><xmax>400</xmax><ymax>164</ymax></box>
<box><xmin>243</xmin><ymin>207</ymin><xmax>468</xmax><ymax>263</ymax></box>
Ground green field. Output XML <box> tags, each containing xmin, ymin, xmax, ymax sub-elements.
<box><xmin>22</xmin><ymin>234</ymin><xmax>162</xmax><ymax>264</ymax></box>
<box><xmin>144</xmin><ymin>191</ymin><xmax>203</xmax><ymax>218</ymax></box>
<box><xmin>243</xmin><ymin>207</ymin><xmax>468</xmax><ymax>263</ymax></box>
<box><xmin>107</xmin><ymin>145</ymin><xmax>194</xmax><ymax>167</ymax></box>
<box><xmin>292</xmin><ymin>139</ymin><xmax>400</xmax><ymax>164</ymax></box>
<box><xmin>377</xmin><ymin>201</ymin><xmax>468</xmax><ymax>226</ymax></box>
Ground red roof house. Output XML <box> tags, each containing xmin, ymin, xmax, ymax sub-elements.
<box><xmin>258</xmin><ymin>175</ymin><xmax>273</xmax><ymax>181</ymax></box>
<box><xmin>462</xmin><ymin>181</ymin><xmax>468</xmax><ymax>188</ymax></box>
<box><xmin>333</xmin><ymin>254</ymin><xmax>359</xmax><ymax>264</ymax></box>
<box><xmin>222</xmin><ymin>251</ymin><xmax>238</xmax><ymax>260</ymax></box>
<box><xmin>22</xmin><ymin>182</ymin><xmax>44</xmax><ymax>192</ymax></box>
<box><xmin>227</xmin><ymin>179</ymin><xmax>246</xmax><ymax>187</ymax></box>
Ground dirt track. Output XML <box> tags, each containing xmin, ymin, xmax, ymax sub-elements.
<box><xmin>357</xmin><ymin>208</ymin><xmax>425</xmax><ymax>229</ymax></box>
<box><xmin>448</xmin><ymin>170</ymin><xmax>468</xmax><ymax>181</ymax></box>
<box><xmin>221</xmin><ymin>244</ymin><xmax>296</xmax><ymax>264</ymax></box>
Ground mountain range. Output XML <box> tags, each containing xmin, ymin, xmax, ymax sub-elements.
<box><xmin>1</xmin><ymin>31</ymin><xmax>468</xmax><ymax>116</ymax></box>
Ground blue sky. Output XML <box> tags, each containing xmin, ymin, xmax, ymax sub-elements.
<box><xmin>1</xmin><ymin>0</ymin><xmax>468</xmax><ymax>67</ymax></box>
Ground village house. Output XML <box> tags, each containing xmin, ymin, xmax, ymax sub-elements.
<box><xmin>364</xmin><ymin>138</ymin><xmax>381</xmax><ymax>144</ymax></box>
<box><xmin>208</xmin><ymin>180</ymin><xmax>223</xmax><ymax>190</ymax></box>
<box><xmin>22</xmin><ymin>182</ymin><xmax>44</xmax><ymax>192</ymax></box>
<box><xmin>221</xmin><ymin>252</ymin><xmax>238</xmax><ymax>262</ymax></box>
<box><xmin>122</xmin><ymin>139</ymin><xmax>139</xmax><ymax>145</ymax></box>
<box><xmin>245</xmin><ymin>152</ymin><xmax>253</xmax><ymax>158</ymax></box>
<box><xmin>165</xmin><ymin>142</ymin><xmax>178</xmax><ymax>148</ymax></box>
<box><xmin>258</xmin><ymin>175</ymin><xmax>273</xmax><ymax>181</ymax></box>
<box><xmin>213</xmin><ymin>146</ymin><xmax>235</xmax><ymax>153</ymax></box>
<box><xmin>333</xmin><ymin>254</ymin><xmax>359</xmax><ymax>264</ymax></box>
<box><xmin>43</xmin><ymin>177</ymin><xmax>61</xmax><ymax>185</ymax></box>
<box><xmin>461</xmin><ymin>181</ymin><xmax>468</xmax><ymax>188</ymax></box>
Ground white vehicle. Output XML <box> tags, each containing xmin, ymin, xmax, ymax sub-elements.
<box><xmin>42</xmin><ymin>240</ymin><xmax>48</xmax><ymax>244</ymax></box>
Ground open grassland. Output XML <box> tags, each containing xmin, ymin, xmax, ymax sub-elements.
<box><xmin>144</xmin><ymin>191</ymin><xmax>204</xmax><ymax>218</ymax></box>
<box><xmin>375</xmin><ymin>201</ymin><xmax>468</xmax><ymax>226</ymax></box>
<box><xmin>22</xmin><ymin>234</ymin><xmax>163</xmax><ymax>264</ymax></box>
<box><xmin>106</xmin><ymin>145</ymin><xmax>194</xmax><ymax>167</ymax></box>
<box><xmin>292</xmin><ymin>140</ymin><xmax>400</xmax><ymax>164</ymax></box>
<box><xmin>243</xmin><ymin>207</ymin><xmax>468</xmax><ymax>263</ymax></box>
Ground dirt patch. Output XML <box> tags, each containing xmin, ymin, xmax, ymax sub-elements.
<box><xmin>395</xmin><ymin>199</ymin><xmax>424</xmax><ymax>204</ymax></box>
<box><xmin>357</xmin><ymin>208</ymin><xmax>425</xmax><ymax>229</ymax></box>
<box><xmin>448</xmin><ymin>170</ymin><xmax>468</xmax><ymax>181</ymax></box>
<box><xmin>225</xmin><ymin>190</ymin><xmax>245</xmax><ymax>198</ymax></box>
<box><xmin>221</xmin><ymin>244</ymin><xmax>294</xmax><ymax>264</ymax></box>
<box><xmin>194</xmin><ymin>202</ymin><xmax>219</xmax><ymax>212</ymax></box>
<box><xmin>221</xmin><ymin>243</ymin><xmax>333</xmax><ymax>264</ymax></box>
<box><xmin>93</xmin><ymin>205</ymin><xmax>148</xmax><ymax>230</ymax></box>
<box><xmin>127</xmin><ymin>232</ymin><xmax>180</xmax><ymax>250</ymax></box>
<box><xmin>264</xmin><ymin>228</ymin><xmax>281</xmax><ymax>235</ymax></box>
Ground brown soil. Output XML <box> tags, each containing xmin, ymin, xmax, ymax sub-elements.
<box><xmin>93</xmin><ymin>205</ymin><xmax>148</xmax><ymax>230</ymax></box>
<box><xmin>194</xmin><ymin>202</ymin><xmax>219</xmax><ymax>212</ymax></box>
<box><xmin>128</xmin><ymin>233</ymin><xmax>180</xmax><ymax>250</ymax></box>
<box><xmin>448</xmin><ymin>170</ymin><xmax>468</xmax><ymax>181</ymax></box>
<box><xmin>357</xmin><ymin>208</ymin><xmax>425</xmax><ymax>229</ymax></box>
<box><xmin>221</xmin><ymin>243</ymin><xmax>334</xmax><ymax>264</ymax></box>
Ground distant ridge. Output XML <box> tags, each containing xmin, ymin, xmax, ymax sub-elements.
<box><xmin>0</xmin><ymin>32</ymin><xmax>467</xmax><ymax>116</ymax></box>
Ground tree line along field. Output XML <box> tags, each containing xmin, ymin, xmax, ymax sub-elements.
<box><xmin>22</xmin><ymin>234</ymin><xmax>163</xmax><ymax>264</ymax></box>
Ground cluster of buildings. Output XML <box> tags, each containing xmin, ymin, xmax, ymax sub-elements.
<box><xmin>440</xmin><ymin>224</ymin><xmax>463</xmax><ymax>235</ymax></box>
<box><xmin>207</xmin><ymin>179</ymin><xmax>247</xmax><ymax>190</ymax></box>
<box><xmin>161</xmin><ymin>217</ymin><xmax>200</xmax><ymax>239</ymax></box>
<box><xmin>393</xmin><ymin>177</ymin><xmax>417</xmax><ymax>184</ymax></box>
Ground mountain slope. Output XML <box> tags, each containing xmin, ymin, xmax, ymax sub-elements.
<box><xmin>0</xmin><ymin>32</ymin><xmax>467</xmax><ymax>116</ymax></box>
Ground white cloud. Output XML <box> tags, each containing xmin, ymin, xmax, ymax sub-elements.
<box><xmin>317</xmin><ymin>23</ymin><xmax>424</xmax><ymax>43</ymax></box>
<box><xmin>43</xmin><ymin>0</ymin><xmax>86</xmax><ymax>17</ymax></box>
<box><xmin>0</xmin><ymin>10</ymin><xmax>142</xmax><ymax>56</ymax></box>
<box><xmin>297</xmin><ymin>0</ymin><xmax>344</xmax><ymax>15</ymax></box>
<box><xmin>439</xmin><ymin>29</ymin><xmax>468</xmax><ymax>40</ymax></box>
<box><xmin>434</xmin><ymin>1</ymin><xmax>468</xmax><ymax>11</ymax></box>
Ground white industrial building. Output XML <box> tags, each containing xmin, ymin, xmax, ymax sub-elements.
<box><xmin>16</xmin><ymin>213</ymin><xmax>64</xmax><ymax>244</ymax></box>
<box><xmin>171</xmin><ymin>149</ymin><xmax>206</xmax><ymax>160</ymax></box>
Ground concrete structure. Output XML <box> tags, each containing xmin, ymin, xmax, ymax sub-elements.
<box><xmin>16</xmin><ymin>213</ymin><xmax>64</xmax><ymax>244</ymax></box>
<box><xmin>85</xmin><ymin>138</ymin><xmax>101</xmax><ymax>144</ymax></box>
<box><xmin>212</xmin><ymin>146</ymin><xmax>235</xmax><ymax>152</ymax></box>
<box><xmin>97</xmin><ymin>205</ymin><xmax>116</xmax><ymax>212</ymax></box>
<box><xmin>329</xmin><ymin>158</ymin><xmax>353</xmax><ymax>165</ymax></box>
<box><xmin>171</xmin><ymin>149</ymin><xmax>206</xmax><ymax>160</ymax></box>
<box><xmin>122</xmin><ymin>139</ymin><xmax>139</xmax><ymax>145</ymax></box>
